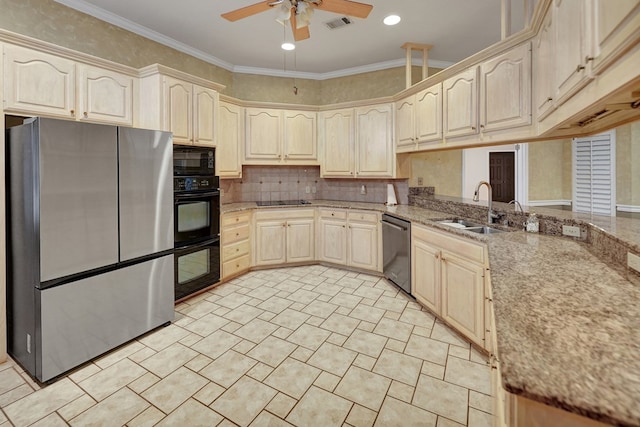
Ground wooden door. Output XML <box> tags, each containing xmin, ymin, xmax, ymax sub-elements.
<box><xmin>245</xmin><ymin>108</ymin><xmax>282</xmax><ymax>161</ymax></box>
<box><xmin>286</xmin><ymin>218</ymin><xmax>315</xmax><ymax>263</ymax></box>
<box><xmin>164</xmin><ymin>76</ymin><xmax>192</xmax><ymax>144</ymax></box>
<box><xmin>443</xmin><ymin>67</ymin><xmax>479</xmax><ymax>138</ymax></box>
<box><xmin>77</xmin><ymin>65</ymin><xmax>133</xmax><ymax>125</ymax></box>
<box><xmin>348</xmin><ymin>221</ymin><xmax>378</xmax><ymax>271</ymax></box>
<box><xmin>355</xmin><ymin>104</ymin><xmax>394</xmax><ymax>178</ymax></box>
<box><xmin>217</xmin><ymin>102</ymin><xmax>243</xmax><ymax>178</ymax></box>
<box><xmin>320</xmin><ymin>109</ymin><xmax>355</xmax><ymax>177</ymax></box>
<box><xmin>395</xmin><ymin>96</ymin><xmax>416</xmax><ymax>151</ymax></box>
<box><xmin>489</xmin><ymin>152</ymin><xmax>515</xmax><ymax>203</ymax></box>
<box><xmin>317</xmin><ymin>218</ymin><xmax>348</xmax><ymax>265</ymax></box>
<box><xmin>412</xmin><ymin>237</ymin><xmax>440</xmax><ymax>314</ymax></box>
<box><xmin>254</xmin><ymin>220</ymin><xmax>286</xmax><ymax>265</ymax></box>
<box><xmin>283</xmin><ymin>111</ymin><xmax>317</xmax><ymax>161</ymax></box>
<box><xmin>415</xmin><ymin>84</ymin><xmax>443</xmax><ymax>143</ymax></box>
<box><xmin>193</xmin><ymin>85</ymin><xmax>216</xmax><ymax>147</ymax></box>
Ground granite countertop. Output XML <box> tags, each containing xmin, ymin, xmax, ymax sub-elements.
<box><xmin>221</xmin><ymin>200</ymin><xmax>640</xmax><ymax>426</ymax></box>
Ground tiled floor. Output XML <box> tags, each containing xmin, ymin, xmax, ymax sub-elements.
<box><xmin>0</xmin><ymin>265</ymin><xmax>494</xmax><ymax>427</ymax></box>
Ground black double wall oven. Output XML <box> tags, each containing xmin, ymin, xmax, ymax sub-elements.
<box><xmin>173</xmin><ymin>145</ymin><xmax>220</xmax><ymax>301</ymax></box>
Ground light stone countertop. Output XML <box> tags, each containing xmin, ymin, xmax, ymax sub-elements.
<box><xmin>221</xmin><ymin>200</ymin><xmax>640</xmax><ymax>426</ymax></box>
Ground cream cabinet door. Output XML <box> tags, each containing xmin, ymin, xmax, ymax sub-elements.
<box><xmin>164</xmin><ymin>76</ymin><xmax>192</xmax><ymax>144</ymax></box>
<box><xmin>440</xmin><ymin>250</ymin><xmax>485</xmax><ymax>347</ymax></box>
<box><xmin>480</xmin><ymin>42</ymin><xmax>532</xmax><ymax>132</ymax></box>
<box><xmin>284</xmin><ymin>110</ymin><xmax>317</xmax><ymax>161</ymax></box>
<box><xmin>317</xmin><ymin>218</ymin><xmax>348</xmax><ymax>264</ymax></box>
<box><xmin>286</xmin><ymin>218</ymin><xmax>315</xmax><ymax>263</ymax></box>
<box><xmin>395</xmin><ymin>96</ymin><xmax>416</xmax><ymax>152</ymax></box>
<box><xmin>3</xmin><ymin>45</ymin><xmax>75</xmax><ymax>118</ymax></box>
<box><xmin>217</xmin><ymin>102</ymin><xmax>243</xmax><ymax>178</ymax></box>
<box><xmin>535</xmin><ymin>11</ymin><xmax>556</xmax><ymax>120</ymax></box>
<box><xmin>443</xmin><ymin>67</ymin><xmax>479</xmax><ymax>138</ymax></box>
<box><xmin>320</xmin><ymin>109</ymin><xmax>355</xmax><ymax>177</ymax></box>
<box><xmin>348</xmin><ymin>221</ymin><xmax>378</xmax><ymax>271</ymax></box>
<box><xmin>591</xmin><ymin>0</ymin><xmax>640</xmax><ymax>74</ymax></box>
<box><xmin>77</xmin><ymin>65</ymin><xmax>133</xmax><ymax>125</ymax></box>
<box><xmin>412</xmin><ymin>237</ymin><xmax>440</xmax><ymax>314</ymax></box>
<box><xmin>415</xmin><ymin>84</ymin><xmax>442</xmax><ymax>144</ymax></box>
<box><xmin>245</xmin><ymin>108</ymin><xmax>282</xmax><ymax>161</ymax></box>
<box><xmin>193</xmin><ymin>85</ymin><xmax>217</xmax><ymax>147</ymax></box>
<box><xmin>355</xmin><ymin>104</ymin><xmax>394</xmax><ymax>178</ymax></box>
<box><xmin>254</xmin><ymin>219</ymin><xmax>287</xmax><ymax>266</ymax></box>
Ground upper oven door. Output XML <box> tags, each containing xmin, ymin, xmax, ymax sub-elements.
<box><xmin>174</xmin><ymin>190</ymin><xmax>220</xmax><ymax>246</ymax></box>
<box><xmin>173</xmin><ymin>145</ymin><xmax>215</xmax><ymax>176</ymax></box>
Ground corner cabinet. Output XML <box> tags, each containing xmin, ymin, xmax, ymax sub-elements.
<box><xmin>395</xmin><ymin>84</ymin><xmax>442</xmax><ymax>152</ymax></box>
<box><xmin>443</xmin><ymin>67</ymin><xmax>479</xmax><ymax>139</ymax></box>
<box><xmin>217</xmin><ymin>101</ymin><xmax>244</xmax><ymax>178</ymax></box>
<box><xmin>411</xmin><ymin>224</ymin><xmax>488</xmax><ymax>349</ymax></box>
<box><xmin>355</xmin><ymin>104</ymin><xmax>394</xmax><ymax>178</ymax></box>
<box><xmin>253</xmin><ymin>209</ymin><xmax>315</xmax><ymax>266</ymax></box>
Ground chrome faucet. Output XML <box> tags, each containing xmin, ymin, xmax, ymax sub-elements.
<box><xmin>473</xmin><ymin>181</ymin><xmax>499</xmax><ymax>224</ymax></box>
<box><xmin>508</xmin><ymin>199</ymin><xmax>524</xmax><ymax>213</ymax></box>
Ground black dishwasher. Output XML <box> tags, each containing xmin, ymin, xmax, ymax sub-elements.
<box><xmin>381</xmin><ymin>214</ymin><xmax>411</xmax><ymax>295</ymax></box>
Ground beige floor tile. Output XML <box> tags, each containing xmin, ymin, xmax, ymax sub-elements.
<box><xmin>139</xmin><ymin>342</ymin><xmax>198</xmax><ymax>378</ymax></box>
<box><xmin>128</xmin><ymin>372</ymin><xmax>161</xmax><ymax>394</ymax></box>
<box><xmin>259</xmin><ymin>311</ymin><xmax>278</xmax><ymax>321</ymax></box>
<box><xmin>346</xmin><ymin>404</ymin><xmax>377</xmax><ymax>427</ymax></box>
<box><xmin>470</xmin><ymin>348</ymin><xmax>490</xmax><ymax>365</ymax></box>
<box><xmin>191</xmin><ymin>330</ymin><xmax>242</xmax><ymax>359</ymax></box>
<box><xmin>357</xmin><ymin>321</ymin><xmax>376</xmax><ymax>332</ymax></box>
<box><xmin>223</xmin><ymin>305</ymin><xmax>265</xmax><ymax>325</ymax></box>
<box><xmin>193</xmin><ymin>382</ymin><xmax>225</xmax><ymax>406</ymax></box>
<box><xmin>404</xmin><ymin>334</ymin><xmax>450</xmax><ymax>365</ymax></box>
<box><xmin>305</xmin><ymin>316</ymin><xmax>325</xmax><ymax>327</ymax></box>
<box><xmin>264</xmin><ymin>358</ymin><xmax>321</xmax><ymax>399</ymax></box>
<box><xmin>127</xmin><ymin>406</ymin><xmax>165</xmax><ymax>427</ymax></box>
<box><xmin>247</xmin><ymin>363</ymin><xmax>275</xmax><ymax>382</ymax></box>
<box><xmin>287</xmin><ymin>289</ymin><xmax>320</xmax><ymax>304</ymax></box>
<box><xmin>178</xmin><ymin>332</ymin><xmax>203</xmax><ymax>347</ymax></box>
<box><xmin>78</xmin><ymin>358</ymin><xmax>146</xmax><ymax>401</ymax></box>
<box><xmin>374</xmin><ymin>296</ymin><xmax>408</xmax><ymax>313</ymax></box>
<box><xmin>399</xmin><ymin>308</ymin><xmax>436</xmax><ymax>329</ymax></box>
<box><xmin>313</xmin><ymin>371</ymin><xmax>341</xmax><ymax>392</ymax></box>
<box><xmin>212</xmin><ymin>376</ymin><xmax>278</xmax><ymax>426</ymax></box>
<box><xmin>157</xmin><ymin>398</ymin><xmax>224</xmax><ymax>427</ymax></box>
<box><xmin>469</xmin><ymin>390</ymin><xmax>494</xmax><ymax>414</ymax></box>
<box><xmin>307</xmin><ymin>342</ymin><xmax>357</xmax><ymax>377</ymax></box>
<box><xmin>246</xmin><ymin>285</ymin><xmax>281</xmax><ymax>301</ymax></box>
<box><xmin>141</xmin><ymin>367</ymin><xmax>207</xmax><ymax>414</ymax></box>
<box><xmin>298</xmin><ymin>274</ymin><xmax>326</xmax><ymax>286</ymax></box>
<box><xmin>221</xmin><ymin>321</ymin><xmax>243</xmax><ymax>333</ymax></box>
<box><xmin>437</xmin><ymin>417</ymin><xmax>466</xmax><ymax>427</ymax></box>
<box><xmin>179</xmin><ymin>300</ymin><xmax>218</xmax><ymax>319</ymax></box>
<box><xmin>139</xmin><ymin>325</ymin><xmax>190</xmax><ymax>351</ymax></box>
<box><xmin>430</xmin><ymin>323</ymin><xmax>470</xmax><ymax>349</ymax></box>
<box><xmin>0</xmin><ymin>408</ymin><xmax>6</xmax><ymax>423</ymax></box>
<box><xmin>413</xmin><ymin>326</ymin><xmax>432</xmax><ymax>337</ymax></box>
<box><xmin>349</xmin><ymin>304</ymin><xmax>386</xmax><ymax>323</ymax></box>
<box><xmin>128</xmin><ymin>346</ymin><xmax>157</xmax><ymax>364</ymax></box>
<box><xmin>321</xmin><ymin>313</ymin><xmax>361</xmax><ymax>336</ymax></box>
<box><xmin>272</xmin><ymin>326</ymin><xmax>295</xmax><ymax>339</ymax></box>
<box><xmin>373</xmin><ymin>396</ymin><xmax>437</xmax><ymax>427</ymax></box>
<box><xmin>183</xmin><ymin>313</ymin><xmax>230</xmax><ymax>337</ymax></box>
<box><xmin>290</xmin><ymin>302</ymin><xmax>308</xmax><ymax>311</ymax></box>
<box><xmin>213</xmin><ymin>306</ymin><xmax>231</xmax><ymax>316</ymax></box>
<box><xmin>184</xmin><ymin>354</ymin><xmax>213</xmax><ymax>372</ymax></box>
<box><xmin>94</xmin><ymin>341</ymin><xmax>145</xmax><ymax>369</ymax></box>
<box><xmin>373</xmin><ymin>349</ymin><xmax>423</xmax><ymax>386</ymax></box>
<box><xmin>302</xmin><ymin>300</ymin><xmax>339</xmax><ymax>318</ymax></box>
<box><xmin>449</xmin><ymin>345</ymin><xmax>471</xmax><ymax>360</ymax></box>
<box><xmin>266</xmin><ymin>392</ymin><xmax>297</xmax><ymax>418</ymax></box>
<box><xmin>385</xmin><ymin>338</ymin><xmax>407</xmax><ymax>352</ymax></box>
<box><xmin>247</xmin><ymin>336</ymin><xmax>297</xmax><ymax>367</ymax></box>
<box><xmin>210</xmin><ymin>284</ymin><xmax>242</xmax><ymax>296</ymax></box>
<box><xmin>422</xmin><ymin>360</ymin><xmax>446</xmax><ymax>380</ymax></box>
<box><xmin>313</xmin><ymin>283</ymin><xmax>344</xmax><ymax>297</ymax></box>
<box><xmin>383</xmin><ymin>311</ymin><xmax>402</xmax><ymax>320</ymax></box>
<box><xmin>31</xmin><ymin>412</ymin><xmax>67</xmax><ymax>427</ymax></box>
<box><xmin>335</xmin><ymin>276</ymin><xmax>364</xmax><ymax>289</ymax></box>
<box><xmin>271</xmin><ymin>309</ymin><xmax>312</xmax><ymax>330</ymax></box>
<box><xmin>412</xmin><ymin>375</ymin><xmax>469</xmax><ymax>424</ymax></box>
<box><xmin>329</xmin><ymin>292</ymin><xmax>363</xmax><ymax>309</ymax></box>
<box><xmin>286</xmin><ymin>324</ymin><xmax>331</xmax><ymax>351</ymax></box>
<box><xmin>468</xmin><ymin>407</ymin><xmax>493</xmax><ymax>427</ymax></box>
<box><xmin>69</xmin><ymin>388</ymin><xmax>148</xmax><ymax>427</ymax></box>
<box><xmin>352</xmin><ymin>354</ymin><xmax>377</xmax><ymax>371</ymax></box>
<box><xmin>289</xmin><ymin>346</ymin><xmax>315</xmax><ymax>363</ymax></box>
<box><xmin>58</xmin><ymin>394</ymin><xmax>97</xmax><ymax>421</ymax></box>
<box><xmin>0</xmin><ymin>369</ymin><xmax>25</xmax><ymax>395</ymax></box>
<box><xmin>217</xmin><ymin>292</ymin><xmax>253</xmax><ymax>309</ymax></box>
<box><xmin>343</xmin><ymin>329</ymin><xmax>387</xmax><ymax>358</ymax></box>
<box><xmin>444</xmin><ymin>356</ymin><xmax>491</xmax><ymax>395</ymax></box>
<box><xmin>387</xmin><ymin>380</ymin><xmax>415</xmax><ymax>403</ymax></box>
<box><xmin>326</xmin><ymin>332</ymin><xmax>348</xmax><ymax>346</ymax></box>
<box><xmin>286</xmin><ymin>386</ymin><xmax>352</xmax><ymax>427</ymax></box>
<box><xmin>0</xmin><ymin>384</ymin><xmax>34</xmax><ymax>407</ymax></box>
<box><xmin>317</xmin><ymin>294</ymin><xmax>333</xmax><ymax>302</ymax></box>
<box><xmin>335</xmin><ymin>366</ymin><xmax>391</xmax><ymax>411</ymax></box>
<box><xmin>374</xmin><ymin>318</ymin><xmax>413</xmax><ymax>342</ymax></box>
<box><xmin>200</xmin><ymin>350</ymin><xmax>257</xmax><ymax>387</ymax></box>
<box><xmin>351</xmin><ymin>285</ymin><xmax>384</xmax><ymax>300</ymax></box>
<box><xmin>2</xmin><ymin>378</ymin><xmax>84</xmax><ymax>425</ymax></box>
<box><xmin>250</xmin><ymin>411</ymin><xmax>294</xmax><ymax>427</ymax></box>
<box><xmin>336</xmin><ymin>306</ymin><xmax>353</xmax><ymax>315</ymax></box>
<box><xmin>234</xmin><ymin>318</ymin><xmax>280</xmax><ymax>344</ymax></box>
<box><xmin>68</xmin><ymin>363</ymin><xmax>102</xmax><ymax>384</ymax></box>
<box><xmin>233</xmin><ymin>339</ymin><xmax>257</xmax><ymax>354</ymax></box>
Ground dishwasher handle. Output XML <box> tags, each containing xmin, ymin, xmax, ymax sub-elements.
<box><xmin>381</xmin><ymin>220</ymin><xmax>408</xmax><ymax>232</ymax></box>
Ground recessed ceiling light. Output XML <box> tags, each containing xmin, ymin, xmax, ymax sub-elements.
<box><xmin>281</xmin><ymin>42</ymin><xmax>295</xmax><ymax>51</ymax></box>
<box><xmin>383</xmin><ymin>15</ymin><xmax>401</xmax><ymax>26</ymax></box>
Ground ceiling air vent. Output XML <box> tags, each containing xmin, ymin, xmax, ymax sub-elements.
<box><xmin>325</xmin><ymin>17</ymin><xmax>352</xmax><ymax>30</ymax></box>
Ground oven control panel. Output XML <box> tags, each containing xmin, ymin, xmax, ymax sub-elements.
<box><xmin>174</xmin><ymin>176</ymin><xmax>218</xmax><ymax>192</ymax></box>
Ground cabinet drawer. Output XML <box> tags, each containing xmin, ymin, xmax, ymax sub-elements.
<box><xmin>223</xmin><ymin>255</ymin><xmax>250</xmax><ymax>279</ymax></box>
<box><xmin>318</xmin><ymin>209</ymin><xmax>347</xmax><ymax>220</ymax></box>
<box><xmin>255</xmin><ymin>208</ymin><xmax>315</xmax><ymax>221</ymax></box>
<box><xmin>222</xmin><ymin>211</ymin><xmax>251</xmax><ymax>227</ymax></box>
<box><xmin>413</xmin><ymin>224</ymin><xmax>486</xmax><ymax>265</ymax></box>
<box><xmin>222</xmin><ymin>223</ymin><xmax>250</xmax><ymax>244</ymax></box>
<box><xmin>348</xmin><ymin>210</ymin><xmax>379</xmax><ymax>224</ymax></box>
<box><xmin>222</xmin><ymin>239</ymin><xmax>250</xmax><ymax>262</ymax></box>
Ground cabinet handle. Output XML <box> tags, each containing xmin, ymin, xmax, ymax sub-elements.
<box><xmin>441</xmin><ymin>255</ymin><xmax>446</xmax><ymax>261</ymax></box>
<box><xmin>585</xmin><ymin>56</ymin><xmax>594</xmax><ymax>62</ymax></box>
<box><xmin>576</xmin><ymin>64</ymin><xmax>585</xmax><ymax>72</ymax></box>
<box><xmin>547</xmin><ymin>97</ymin><xmax>553</xmax><ymax>102</ymax></box>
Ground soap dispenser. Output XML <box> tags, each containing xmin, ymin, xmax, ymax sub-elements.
<box><xmin>525</xmin><ymin>212</ymin><xmax>539</xmax><ymax>233</ymax></box>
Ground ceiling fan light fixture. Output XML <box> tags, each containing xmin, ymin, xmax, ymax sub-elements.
<box><xmin>275</xmin><ymin>3</ymin><xmax>292</xmax><ymax>25</ymax></box>
<box><xmin>281</xmin><ymin>42</ymin><xmax>296</xmax><ymax>50</ymax></box>
<box><xmin>383</xmin><ymin>14</ymin><xmax>401</xmax><ymax>26</ymax></box>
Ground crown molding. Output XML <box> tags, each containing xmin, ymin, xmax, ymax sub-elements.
<box><xmin>54</xmin><ymin>0</ymin><xmax>455</xmax><ymax>81</ymax></box>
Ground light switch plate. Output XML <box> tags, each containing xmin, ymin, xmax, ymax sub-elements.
<box><xmin>562</xmin><ymin>225</ymin><xmax>581</xmax><ymax>237</ymax></box>
<box><xmin>628</xmin><ymin>252</ymin><xmax>640</xmax><ymax>274</ymax></box>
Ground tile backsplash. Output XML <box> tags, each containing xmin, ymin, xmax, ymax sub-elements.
<box><xmin>220</xmin><ymin>166</ymin><xmax>408</xmax><ymax>205</ymax></box>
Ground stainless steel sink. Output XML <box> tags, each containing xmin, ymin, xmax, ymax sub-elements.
<box><xmin>464</xmin><ymin>226</ymin><xmax>505</xmax><ymax>234</ymax></box>
<box><xmin>437</xmin><ymin>219</ymin><xmax>505</xmax><ymax>234</ymax></box>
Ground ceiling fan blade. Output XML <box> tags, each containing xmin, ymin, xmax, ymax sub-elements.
<box><xmin>290</xmin><ymin>12</ymin><xmax>311</xmax><ymax>41</ymax></box>
<box><xmin>221</xmin><ymin>1</ymin><xmax>274</xmax><ymax>22</ymax></box>
<box><xmin>314</xmin><ymin>0</ymin><xmax>373</xmax><ymax>19</ymax></box>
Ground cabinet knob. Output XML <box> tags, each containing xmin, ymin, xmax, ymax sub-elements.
<box><xmin>235</xmin><ymin>218</ymin><xmax>239</xmax><ymax>222</ymax></box>
<box><xmin>576</xmin><ymin>64</ymin><xmax>585</xmax><ymax>72</ymax></box>
<box><xmin>236</xmin><ymin>232</ymin><xmax>240</xmax><ymax>236</ymax></box>
<box><xmin>480</xmin><ymin>124</ymin><xmax>484</xmax><ymax>129</ymax></box>
<box><xmin>83</xmin><ymin>112</ymin><xmax>88</xmax><ymax>118</ymax></box>
<box><xmin>471</xmin><ymin>126</ymin><xmax>476</xmax><ymax>131</ymax></box>
<box><xmin>236</xmin><ymin>248</ymin><xmax>239</xmax><ymax>252</ymax></box>
<box><xmin>350</xmin><ymin>172</ymin><xmax>353</xmax><ymax>175</ymax></box>
<box><xmin>547</xmin><ymin>97</ymin><xmax>553</xmax><ymax>102</ymax></box>
<box><xmin>331</xmin><ymin>213</ymin><xmax>334</xmax><ymax>216</ymax></box>
<box><xmin>70</xmin><ymin>109</ymin><xmax>75</xmax><ymax>116</ymax></box>
<box><xmin>342</xmin><ymin>225</ymin><xmax>345</xmax><ymax>228</ymax></box>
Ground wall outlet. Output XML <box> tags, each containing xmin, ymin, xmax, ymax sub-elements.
<box><xmin>305</xmin><ymin>186</ymin><xmax>310</xmax><ymax>194</ymax></box>
<box><xmin>562</xmin><ymin>225</ymin><xmax>581</xmax><ymax>237</ymax></box>
<box><xmin>628</xmin><ymin>252</ymin><xmax>640</xmax><ymax>274</ymax></box>
<box><xmin>417</xmin><ymin>177</ymin><xmax>423</xmax><ymax>186</ymax></box>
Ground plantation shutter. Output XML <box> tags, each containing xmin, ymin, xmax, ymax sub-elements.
<box><xmin>573</xmin><ymin>131</ymin><xmax>616</xmax><ymax>216</ymax></box>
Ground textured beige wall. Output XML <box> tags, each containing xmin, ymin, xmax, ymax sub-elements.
<box><xmin>528</xmin><ymin>139</ymin><xmax>572</xmax><ymax>201</ymax></box>
<box><xmin>408</xmin><ymin>150</ymin><xmax>463</xmax><ymax>197</ymax></box>
<box><xmin>232</xmin><ymin>73</ymin><xmax>321</xmax><ymax>105</ymax></box>
<box><xmin>616</xmin><ymin>121</ymin><xmax>640</xmax><ymax>206</ymax></box>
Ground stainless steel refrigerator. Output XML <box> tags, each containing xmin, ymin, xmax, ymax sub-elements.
<box><xmin>6</xmin><ymin>117</ymin><xmax>174</xmax><ymax>382</ymax></box>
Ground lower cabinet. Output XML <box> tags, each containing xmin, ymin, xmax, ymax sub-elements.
<box><xmin>253</xmin><ymin>209</ymin><xmax>315</xmax><ymax>266</ymax></box>
<box><xmin>221</xmin><ymin>211</ymin><xmax>251</xmax><ymax>280</ymax></box>
<box><xmin>411</xmin><ymin>223</ymin><xmax>488</xmax><ymax>348</ymax></box>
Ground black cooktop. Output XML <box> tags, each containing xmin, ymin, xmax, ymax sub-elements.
<box><xmin>256</xmin><ymin>200</ymin><xmax>312</xmax><ymax>206</ymax></box>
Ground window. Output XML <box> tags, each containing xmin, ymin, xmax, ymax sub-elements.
<box><xmin>573</xmin><ymin>131</ymin><xmax>616</xmax><ymax>216</ymax></box>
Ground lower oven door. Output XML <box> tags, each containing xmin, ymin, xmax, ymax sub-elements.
<box><xmin>174</xmin><ymin>191</ymin><xmax>220</xmax><ymax>246</ymax></box>
<box><xmin>174</xmin><ymin>238</ymin><xmax>220</xmax><ymax>301</ymax></box>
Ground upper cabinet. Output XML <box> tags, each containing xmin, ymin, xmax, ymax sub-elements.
<box><xmin>320</xmin><ymin>108</ymin><xmax>355</xmax><ymax>177</ymax></box>
<box><xmin>480</xmin><ymin>42</ymin><xmax>532</xmax><ymax>132</ymax></box>
<box><xmin>590</xmin><ymin>0</ymin><xmax>640</xmax><ymax>74</ymax></box>
<box><xmin>217</xmin><ymin>101</ymin><xmax>244</xmax><ymax>178</ymax></box>
<box><xmin>244</xmin><ymin>107</ymin><xmax>317</xmax><ymax>164</ymax></box>
<box><xmin>535</xmin><ymin>11</ymin><xmax>556</xmax><ymax>120</ymax></box>
<box><xmin>3</xmin><ymin>45</ymin><xmax>134</xmax><ymax>125</ymax></box>
<box><xmin>355</xmin><ymin>104</ymin><xmax>394</xmax><ymax>177</ymax></box>
<box><xmin>443</xmin><ymin>67</ymin><xmax>479</xmax><ymax>139</ymax></box>
<box><xmin>395</xmin><ymin>83</ymin><xmax>442</xmax><ymax>152</ymax></box>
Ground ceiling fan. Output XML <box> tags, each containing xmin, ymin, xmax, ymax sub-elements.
<box><xmin>221</xmin><ymin>0</ymin><xmax>373</xmax><ymax>41</ymax></box>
